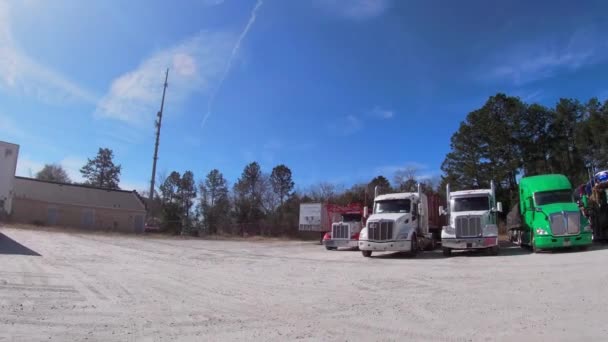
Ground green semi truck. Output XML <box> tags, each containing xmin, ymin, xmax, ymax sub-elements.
<box><xmin>507</xmin><ymin>174</ymin><xmax>593</xmax><ymax>252</ymax></box>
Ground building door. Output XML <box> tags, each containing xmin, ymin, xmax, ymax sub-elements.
<box><xmin>47</xmin><ymin>207</ymin><xmax>58</xmax><ymax>225</ymax></box>
<box><xmin>134</xmin><ymin>215</ymin><xmax>144</xmax><ymax>233</ymax></box>
<box><xmin>82</xmin><ymin>209</ymin><xmax>95</xmax><ymax>229</ymax></box>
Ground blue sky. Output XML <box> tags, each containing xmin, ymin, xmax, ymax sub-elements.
<box><xmin>1</xmin><ymin>0</ymin><xmax>607</xmax><ymax>192</ymax></box>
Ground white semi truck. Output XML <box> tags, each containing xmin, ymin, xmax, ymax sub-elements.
<box><xmin>439</xmin><ymin>182</ymin><xmax>502</xmax><ymax>256</ymax></box>
<box><xmin>358</xmin><ymin>184</ymin><xmax>439</xmax><ymax>257</ymax></box>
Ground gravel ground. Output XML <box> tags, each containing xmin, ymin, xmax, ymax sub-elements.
<box><xmin>1</xmin><ymin>226</ymin><xmax>607</xmax><ymax>342</ymax></box>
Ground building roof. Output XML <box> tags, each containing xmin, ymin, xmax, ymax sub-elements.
<box><xmin>520</xmin><ymin>174</ymin><xmax>572</xmax><ymax>193</ymax></box>
<box><xmin>0</xmin><ymin>141</ymin><xmax>19</xmax><ymax>148</ymax></box>
<box><xmin>14</xmin><ymin>177</ymin><xmax>146</xmax><ymax>212</ymax></box>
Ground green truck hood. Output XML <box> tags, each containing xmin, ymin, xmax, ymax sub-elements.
<box><xmin>534</xmin><ymin>202</ymin><xmax>588</xmax><ymax>229</ymax></box>
<box><xmin>536</xmin><ymin>202</ymin><xmax>579</xmax><ymax>214</ymax></box>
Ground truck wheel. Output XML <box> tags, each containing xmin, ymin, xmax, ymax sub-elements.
<box><xmin>487</xmin><ymin>245</ymin><xmax>499</xmax><ymax>256</ymax></box>
<box><xmin>425</xmin><ymin>239</ymin><xmax>436</xmax><ymax>251</ymax></box>
<box><xmin>325</xmin><ymin>246</ymin><xmax>337</xmax><ymax>251</ymax></box>
<box><xmin>362</xmin><ymin>250</ymin><xmax>372</xmax><ymax>257</ymax></box>
<box><xmin>531</xmin><ymin>236</ymin><xmax>538</xmax><ymax>253</ymax></box>
<box><xmin>442</xmin><ymin>247</ymin><xmax>452</xmax><ymax>257</ymax></box>
<box><xmin>409</xmin><ymin>235</ymin><xmax>418</xmax><ymax>258</ymax></box>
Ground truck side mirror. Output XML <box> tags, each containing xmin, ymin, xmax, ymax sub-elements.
<box><xmin>418</xmin><ymin>206</ymin><xmax>424</xmax><ymax>217</ymax></box>
<box><xmin>496</xmin><ymin>202</ymin><xmax>503</xmax><ymax>213</ymax></box>
<box><xmin>363</xmin><ymin>207</ymin><xmax>368</xmax><ymax>218</ymax></box>
<box><xmin>439</xmin><ymin>206</ymin><xmax>445</xmax><ymax>216</ymax></box>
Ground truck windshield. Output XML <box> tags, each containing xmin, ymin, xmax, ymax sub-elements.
<box><xmin>374</xmin><ymin>199</ymin><xmax>410</xmax><ymax>213</ymax></box>
<box><xmin>453</xmin><ymin>196</ymin><xmax>489</xmax><ymax>212</ymax></box>
<box><xmin>341</xmin><ymin>214</ymin><xmax>362</xmax><ymax>222</ymax></box>
<box><xmin>534</xmin><ymin>190</ymin><xmax>573</xmax><ymax>206</ymax></box>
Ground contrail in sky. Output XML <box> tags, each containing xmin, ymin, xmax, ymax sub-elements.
<box><xmin>201</xmin><ymin>0</ymin><xmax>264</xmax><ymax>129</ymax></box>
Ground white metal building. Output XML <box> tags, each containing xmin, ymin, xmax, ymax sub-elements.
<box><xmin>0</xmin><ymin>141</ymin><xmax>19</xmax><ymax>216</ymax></box>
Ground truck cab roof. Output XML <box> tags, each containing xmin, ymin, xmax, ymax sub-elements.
<box><xmin>520</xmin><ymin>174</ymin><xmax>571</xmax><ymax>192</ymax></box>
<box><xmin>374</xmin><ymin>192</ymin><xmax>418</xmax><ymax>201</ymax></box>
<box><xmin>450</xmin><ymin>189</ymin><xmax>492</xmax><ymax>197</ymax></box>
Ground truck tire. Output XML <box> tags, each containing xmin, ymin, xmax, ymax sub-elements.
<box><xmin>325</xmin><ymin>246</ymin><xmax>337</xmax><ymax>251</ymax></box>
<box><xmin>531</xmin><ymin>235</ymin><xmax>538</xmax><ymax>253</ymax></box>
<box><xmin>442</xmin><ymin>247</ymin><xmax>452</xmax><ymax>257</ymax></box>
<box><xmin>486</xmin><ymin>245</ymin><xmax>499</xmax><ymax>256</ymax></box>
<box><xmin>362</xmin><ymin>250</ymin><xmax>372</xmax><ymax>257</ymax></box>
<box><xmin>409</xmin><ymin>235</ymin><xmax>418</xmax><ymax>258</ymax></box>
<box><xmin>424</xmin><ymin>239</ymin><xmax>436</xmax><ymax>251</ymax></box>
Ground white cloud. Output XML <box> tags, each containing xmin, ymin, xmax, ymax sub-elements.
<box><xmin>344</xmin><ymin>115</ymin><xmax>363</xmax><ymax>135</ymax></box>
<box><xmin>374</xmin><ymin>162</ymin><xmax>429</xmax><ymax>177</ymax></box>
<box><xmin>201</xmin><ymin>0</ymin><xmax>264</xmax><ymax>130</ymax></box>
<box><xmin>120</xmin><ymin>180</ymin><xmax>149</xmax><ymax>192</ymax></box>
<box><xmin>316</xmin><ymin>0</ymin><xmax>390</xmax><ymax>20</ymax></box>
<box><xmin>483</xmin><ymin>30</ymin><xmax>603</xmax><ymax>85</ymax></box>
<box><xmin>60</xmin><ymin>156</ymin><xmax>86</xmax><ymax>183</ymax></box>
<box><xmin>0</xmin><ymin>114</ymin><xmax>26</xmax><ymax>140</ymax></box>
<box><xmin>370</xmin><ymin>106</ymin><xmax>394</xmax><ymax>119</ymax></box>
<box><xmin>0</xmin><ymin>2</ymin><xmax>97</xmax><ymax>104</ymax></box>
<box><xmin>95</xmin><ymin>31</ymin><xmax>234</xmax><ymax>126</ymax></box>
<box><xmin>15</xmin><ymin>156</ymin><xmax>44</xmax><ymax>178</ymax></box>
<box><xmin>14</xmin><ymin>154</ymin><xmax>86</xmax><ymax>182</ymax></box>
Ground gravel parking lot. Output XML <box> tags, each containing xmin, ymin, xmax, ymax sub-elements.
<box><xmin>1</xmin><ymin>226</ymin><xmax>608</xmax><ymax>341</ymax></box>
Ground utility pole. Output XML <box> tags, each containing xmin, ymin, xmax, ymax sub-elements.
<box><xmin>149</xmin><ymin>68</ymin><xmax>169</xmax><ymax>202</ymax></box>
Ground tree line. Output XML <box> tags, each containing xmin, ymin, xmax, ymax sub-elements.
<box><xmin>34</xmin><ymin>93</ymin><xmax>608</xmax><ymax>234</ymax></box>
<box><xmin>441</xmin><ymin>93</ymin><xmax>608</xmax><ymax>211</ymax></box>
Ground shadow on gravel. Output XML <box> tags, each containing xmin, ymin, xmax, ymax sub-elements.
<box><xmin>0</xmin><ymin>233</ymin><xmax>41</xmax><ymax>256</ymax></box>
<box><xmin>370</xmin><ymin>241</ymin><xmax>532</xmax><ymax>260</ymax></box>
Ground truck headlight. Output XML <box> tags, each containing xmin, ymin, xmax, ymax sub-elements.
<box><xmin>482</xmin><ymin>224</ymin><xmax>498</xmax><ymax>237</ymax></box>
<box><xmin>535</xmin><ymin>228</ymin><xmax>549</xmax><ymax>235</ymax></box>
<box><xmin>359</xmin><ymin>228</ymin><xmax>368</xmax><ymax>240</ymax></box>
<box><xmin>443</xmin><ymin>226</ymin><xmax>455</xmax><ymax>235</ymax></box>
<box><xmin>583</xmin><ymin>225</ymin><xmax>592</xmax><ymax>232</ymax></box>
<box><xmin>396</xmin><ymin>228</ymin><xmax>411</xmax><ymax>240</ymax></box>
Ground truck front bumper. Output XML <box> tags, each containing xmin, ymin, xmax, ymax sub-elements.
<box><xmin>358</xmin><ymin>239</ymin><xmax>411</xmax><ymax>252</ymax></box>
<box><xmin>323</xmin><ymin>239</ymin><xmax>358</xmax><ymax>248</ymax></box>
<box><xmin>535</xmin><ymin>232</ymin><xmax>592</xmax><ymax>249</ymax></box>
<box><xmin>442</xmin><ymin>237</ymin><xmax>498</xmax><ymax>250</ymax></box>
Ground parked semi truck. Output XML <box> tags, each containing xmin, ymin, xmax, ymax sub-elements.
<box><xmin>439</xmin><ymin>182</ymin><xmax>502</xmax><ymax>257</ymax></box>
<box><xmin>323</xmin><ymin>205</ymin><xmax>366</xmax><ymax>250</ymax></box>
<box><xmin>299</xmin><ymin>202</ymin><xmax>366</xmax><ymax>244</ymax></box>
<box><xmin>507</xmin><ymin>174</ymin><xmax>592</xmax><ymax>252</ymax></box>
<box><xmin>358</xmin><ymin>184</ymin><xmax>441</xmax><ymax>257</ymax></box>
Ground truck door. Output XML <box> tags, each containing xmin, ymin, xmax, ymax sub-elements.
<box><xmin>522</xmin><ymin>196</ymin><xmax>534</xmax><ymax>244</ymax></box>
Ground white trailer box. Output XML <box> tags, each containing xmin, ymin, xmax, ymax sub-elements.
<box><xmin>299</xmin><ymin>203</ymin><xmax>329</xmax><ymax>232</ymax></box>
<box><xmin>0</xmin><ymin>141</ymin><xmax>19</xmax><ymax>215</ymax></box>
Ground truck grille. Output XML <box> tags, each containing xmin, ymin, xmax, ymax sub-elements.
<box><xmin>455</xmin><ymin>216</ymin><xmax>482</xmax><ymax>238</ymax></box>
<box><xmin>549</xmin><ymin>211</ymin><xmax>580</xmax><ymax>236</ymax></box>
<box><xmin>367</xmin><ymin>221</ymin><xmax>394</xmax><ymax>241</ymax></box>
<box><xmin>332</xmin><ymin>224</ymin><xmax>350</xmax><ymax>239</ymax></box>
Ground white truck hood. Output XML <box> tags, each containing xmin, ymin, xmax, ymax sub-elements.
<box><xmin>367</xmin><ymin>213</ymin><xmax>408</xmax><ymax>222</ymax></box>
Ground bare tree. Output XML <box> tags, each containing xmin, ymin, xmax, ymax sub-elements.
<box><xmin>36</xmin><ymin>164</ymin><xmax>71</xmax><ymax>183</ymax></box>
<box><xmin>394</xmin><ymin>166</ymin><xmax>418</xmax><ymax>192</ymax></box>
